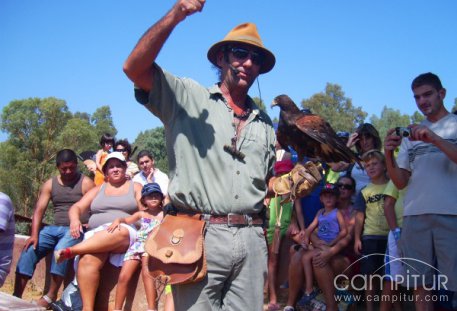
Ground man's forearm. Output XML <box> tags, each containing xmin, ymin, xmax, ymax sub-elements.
<box><xmin>385</xmin><ymin>150</ymin><xmax>409</xmax><ymax>189</ymax></box>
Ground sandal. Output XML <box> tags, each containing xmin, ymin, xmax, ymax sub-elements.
<box><xmin>35</xmin><ymin>294</ymin><xmax>54</xmax><ymax>308</ymax></box>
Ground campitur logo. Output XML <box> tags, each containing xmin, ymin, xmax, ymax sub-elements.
<box><xmin>334</xmin><ymin>253</ymin><xmax>449</xmax><ymax>292</ymax></box>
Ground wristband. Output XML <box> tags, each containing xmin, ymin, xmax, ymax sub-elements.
<box><xmin>391</xmin><ymin>227</ymin><xmax>401</xmax><ymax>241</ymax></box>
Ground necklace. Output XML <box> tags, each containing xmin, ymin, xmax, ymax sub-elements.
<box><xmin>233</xmin><ymin>107</ymin><xmax>252</xmax><ymax>120</ymax></box>
<box><xmin>223</xmin><ymin>117</ymin><xmax>246</xmax><ymax>161</ymax></box>
<box><xmin>220</xmin><ymin>84</ymin><xmax>252</xmax><ymax>119</ymax></box>
<box><xmin>220</xmin><ymin>87</ymin><xmax>250</xmax><ymax>161</ymax></box>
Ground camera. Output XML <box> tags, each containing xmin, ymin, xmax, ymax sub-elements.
<box><xmin>395</xmin><ymin>127</ymin><xmax>411</xmax><ymax>137</ymax></box>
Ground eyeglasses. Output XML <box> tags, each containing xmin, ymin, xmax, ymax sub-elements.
<box><xmin>337</xmin><ymin>184</ymin><xmax>354</xmax><ymax>190</ymax></box>
<box><xmin>229</xmin><ymin>47</ymin><xmax>263</xmax><ymax>66</ymax></box>
<box><xmin>115</xmin><ymin>149</ymin><xmax>126</xmax><ymax>152</ymax></box>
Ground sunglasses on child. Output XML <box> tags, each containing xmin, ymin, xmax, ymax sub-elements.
<box><xmin>228</xmin><ymin>47</ymin><xmax>263</xmax><ymax>66</ymax></box>
<box><xmin>115</xmin><ymin>148</ymin><xmax>127</xmax><ymax>152</ymax></box>
<box><xmin>337</xmin><ymin>183</ymin><xmax>354</xmax><ymax>190</ymax></box>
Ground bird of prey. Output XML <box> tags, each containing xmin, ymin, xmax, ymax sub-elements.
<box><xmin>271</xmin><ymin>94</ymin><xmax>360</xmax><ymax>165</ymax></box>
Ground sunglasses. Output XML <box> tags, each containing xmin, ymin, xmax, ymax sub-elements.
<box><xmin>229</xmin><ymin>47</ymin><xmax>263</xmax><ymax>66</ymax></box>
<box><xmin>115</xmin><ymin>148</ymin><xmax>127</xmax><ymax>152</ymax></box>
<box><xmin>337</xmin><ymin>184</ymin><xmax>354</xmax><ymax>190</ymax></box>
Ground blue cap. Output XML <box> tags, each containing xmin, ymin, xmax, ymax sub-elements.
<box><xmin>141</xmin><ymin>183</ymin><xmax>163</xmax><ymax>197</ymax></box>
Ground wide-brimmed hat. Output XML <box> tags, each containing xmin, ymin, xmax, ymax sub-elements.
<box><xmin>141</xmin><ymin>182</ymin><xmax>163</xmax><ymax>198</ymax></box>
<box><xmin>102</xmin><ymin>152</ymin><xmax>126</xmax><ymax>173</ymax></box>
<box><xmin>207</xmin><ymin>23</ymin><xmax>275</xmax><ymax>74</ymax></box>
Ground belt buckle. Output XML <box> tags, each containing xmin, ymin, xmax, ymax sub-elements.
<box><xmin>227</xmin><ymin>213</ymin><xmax>242</xmax><ymax>227</ymax></box>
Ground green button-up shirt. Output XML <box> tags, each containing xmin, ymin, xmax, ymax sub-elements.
<box><xmin>139</xmin><ymin>64</ymin><xmax>276</xmax><ymax>215</ymax></box>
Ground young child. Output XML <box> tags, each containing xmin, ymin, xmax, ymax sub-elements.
<box><xmin>353</xmin><ymin>150</ymin><xmax>390</xmax><ymax>311</ymax></box>
<box><xmin>94</xmin><ymin>133</ymin><xmax>115</xmax><ymax>186</ymax></box>
<box><xmin>300</xmin><ymin>183</ymin><xmax>347</xmax><ymax>304</ymax></box>
<box><xmin>108</xmin><ymin>182</ymin><xmax>164</xmax><ymax>311</ymax></box>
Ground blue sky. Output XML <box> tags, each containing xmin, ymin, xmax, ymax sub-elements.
<box><xmin>1</xmin><ymin>1</ymin><xmax>456</xmax><ymax>143</ymax></box>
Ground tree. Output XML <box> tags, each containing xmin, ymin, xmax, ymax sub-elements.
<box><xmin>370</xmin><ymin>106</ymin><xmax>411</xmax><ymax>141</ymax></box>
<box><xmin>411</xmin><ymin>111</ymin><xmax>425</xmax><ymax>124</ymax></box>
<box><xmin>57</xmin><ymin>117</ymin><xmax>99</xmax><ymax>153</ymax></box>
<box><xmin>301</xmin><ymin>83</ymin><xmax>367</xmax><ymax>132</ymax></box>
<box><xmin>133</xmin><ymin>127</ymin><xmax>168</xmax><ymax>173</ymax></box>
<box><xmin>91</xmin><ymin>106</ymin><xmax>117</xmax><ymax>139</ymax></box>
<box><xmin>452</xmin><ymin>98</ymin><xmax>457</xmax><ymax>113</ymax></box>
<box><xmin>0</xmin><ymin>97</ymin><xmax>117</xmax><ymax>219</ymax></box>
<box><xmin>0</xmin><ymin>98</ymin><xmax>71</xmax><ymax>216</ymax></box>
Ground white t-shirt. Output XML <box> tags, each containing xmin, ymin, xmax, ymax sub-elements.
<box><xmin>348</xmin><ymin>163</ymin><xmax>370</xmax><ymax>196</ymax></box>
<box><xmin>397</xmin><ymin>113</ymin><xmax>457</xmax><ymax>216</ymax></box>
<box><xmin>133</xmin><ymin>168</ymin><xmax>169</xmax><ymax>196</ymax></box>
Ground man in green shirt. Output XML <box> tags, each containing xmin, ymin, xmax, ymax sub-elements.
<box><xmin>124</xmin><ymin>0</ymin><xmax>276</xmax><ymax>310</ymax></box>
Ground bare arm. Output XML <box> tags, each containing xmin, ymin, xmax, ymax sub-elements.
<box><xmin>353</xmin><ymin>211</ymin><xmax>365</xmax><ymax>255</ymax></box>
<box><xmin>304</xmin><ymin>210</ymin><xmax>321</xmax><ymax>245</ymax></box>
<box><xmin>81</xmin><ymin>175</ymin><xmax>96</xmax><ymax>194</ymax></box>
<box><xmin>294</xmin><ymin>199</ymin><xmax>305</xmax><ymax>231</ymax></box>
<box><xmin>133</xmin><ymin>182</ymin><xmax>144</xmax><ymax>210</ymax></box>
<box><xmin>107</xmin><ymin>211</ymin><xmax>143</xmax><ymax>232</ymax></box>
<box><xmin>384</xmin><ymin>195</ymin><xmax>398</xmax><ymax>230</ymax></box>
<box><xmin>123</xmin><ymin>0</ymin><xmax>206</xmax><ymax>91</ymax></box>
<box><xmin>68</xmin><ymin>186</ymin><xmax>100</xmax><ymax>238</ymax></box>
<box><xmin>95</xmin><ymin>149</ymin><xmax>104</xmax><ymax>172</ymax></box>
<box><xmin>24</xmin><ymin>179</ymin><xmax>52</xmax><ymax>250</ymax></box>
<box><xmin>384</xmin><ymin>128</ymin><xmax>411</xmax><ymax>189</ymax></box>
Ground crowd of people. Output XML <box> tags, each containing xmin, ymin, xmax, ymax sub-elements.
<box><xmin>1</xmin><ymin>1</ymin><xmax>456</xmax><ymax>311</ymax></box>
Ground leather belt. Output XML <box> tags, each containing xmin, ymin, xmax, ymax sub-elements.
<box><xmin>201</xmin><ymin>213</ymin><xmax>263</xmax><ymax>227</ymax></box>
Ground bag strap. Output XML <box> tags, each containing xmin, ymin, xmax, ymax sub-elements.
<box><xmin>274</xmin><ymin>193</ymin><xmax>283</xmax><ymax>228</ymax></box>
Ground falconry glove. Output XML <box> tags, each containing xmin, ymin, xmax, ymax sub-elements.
<box><xmin>272</xmin><ymin>161</ymin><xmax>323</xmax><ymax>202</ymax></box>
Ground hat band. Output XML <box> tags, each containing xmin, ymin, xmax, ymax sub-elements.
<box><xmin>227</xmin><ymin>35</ymin><xmax>263</xmax><ymax>47</ymax></box>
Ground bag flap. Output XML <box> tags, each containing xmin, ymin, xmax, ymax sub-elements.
<box><xmin>145</xmin><ymin>214</ymin><xmax>205</xmax><ymax>264</ymax></box>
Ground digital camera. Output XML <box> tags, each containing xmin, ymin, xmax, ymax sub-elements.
<box><xmin>395</xmin><ymin>127</ymin><xmax>411</xmax><ymax>137</ymax></box>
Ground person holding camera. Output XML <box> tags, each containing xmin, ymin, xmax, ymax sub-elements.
<box><xmin>384</xmin><ymin>72</ymin><xmax>457</xmax><ymax>311</ymax></box>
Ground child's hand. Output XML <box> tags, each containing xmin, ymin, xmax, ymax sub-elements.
<box><xmin>354</xmin><ymin>239</ymin><xmax>362</xmax><ymax>255</ymax></box>
<box><xmin>107</xmin><ymin>219</ymin><xmax>121</xmax><ymax>233</ymax></box>
<box><xmin>302</xmin><ymin>237</ymin><xmax>310</xmax><ymax>248</ymax></box>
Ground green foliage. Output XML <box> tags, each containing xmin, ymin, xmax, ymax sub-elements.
<box><xmin>301</xmin><ymin>83</ymin><xmax>367</xmax><ymax>132</ymax></box>
<box><xmin>252</xmin><ymin>97</ymin><xmax>266</xmax><ymax>112</ymax></box>
<box><xmin>452</xmin><ymin>98</ymin><xmax>457</xmax><ymax>113</ymax></box>
<box><xmin>0</xmin><ymin>98</ymin><xmax>71</xmax><ymax>216</ymax></box>
<box><xmin>411</xmin><ymin>111</ymin><xmax>425</xmax><ymax>124</ymax></box>
<box><xmin>370</xmin><ymin>106</ymin><xmax>411</xmax><ymax>142</ymax></box>
<box><xmin>133</xmin><ymin>127</ymin><xmax>168</xmax><ymax>173</ymax></box>
<box><xmin>57</xmin><ymin>117</ymin><xmax>99</xmax><ymax>153</ymax></box>
<box><xmin>0</xmin><ymin>97</ymin><xmax>117</xmax><ymax>219</ymax></box>
<box><xmin>91</xmin><ymin>106</ymin><xmax>117</xmax><ymax>138</ymax></box>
